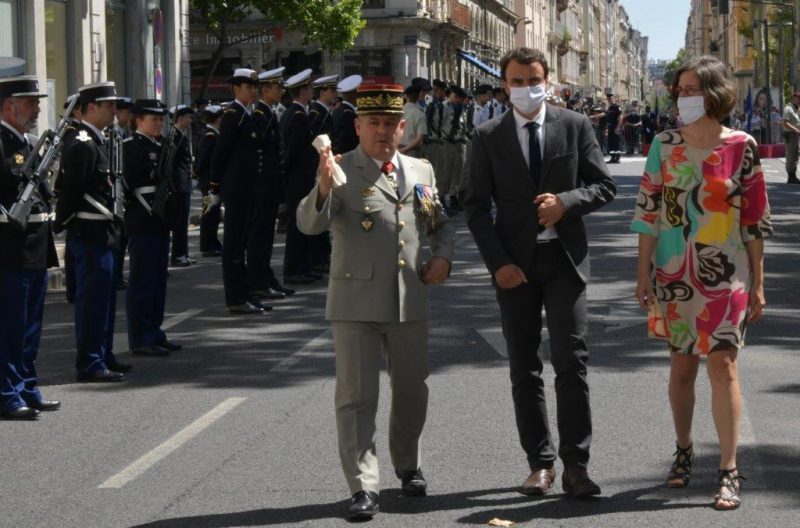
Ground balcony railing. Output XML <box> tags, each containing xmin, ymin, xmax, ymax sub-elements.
<box><xmin>432</xmin><ymin>0</ymin><xmax>471</xmax><ymax>32</ymax></box>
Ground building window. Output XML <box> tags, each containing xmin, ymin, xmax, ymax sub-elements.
<box><xmin>343</xmin><ymin>49</ymin><xmax>393</xmax><ymax>82</ymax></box>
<box><xmin>0</xmin><ymin>0</ymin><xmax>18</xmax><ymax>58</ymax></box>
<box><xmin>106</xmin><ymin>3</ymin><xmax>128</xmax><ymax>92</ymax></box>
<box><xmin>45</xmin><ymin>0</ymin><xmax>69</xmax><ymax>112</ymax></box>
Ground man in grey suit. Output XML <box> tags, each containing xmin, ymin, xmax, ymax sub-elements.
<box><xmin>464</xmin><ymin>48</ymin><xmax>616</xmax><ymax>498</ymax></box>
<box><xmin>297</xmin><ymin>83</ymin><xmax>455</xmax><ymax>520</ymax></box>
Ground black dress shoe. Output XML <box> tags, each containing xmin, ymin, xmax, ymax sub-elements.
<box><xmin>201</xmin><ymin>250</ymin><xmax>222</xmax><ymax>257</ymax></box>
<box><xmin>247</xmin><ymin>298</ymin><xmax>274</xmax><ymax>311</ymax></box>
<box><xmin>251</xmin><ymin>288</ymin><xmax>286</xmax><ymax>300</ymax></box>
<box><xmin>310</xmin><ymin>263</ymin><xmax>330</xmax><ymax>274</ymax></box>
<box><xmin>170</xmin><ymin>257</ymin><xmax>192</xmax><ymax>268</ymax></box>
<box><xmin>306</xmin><ymin>270</ymin><xmax>324</xmax><ymax>280</ymax></box>
<box><xmin>396</xmin><ymin>468</ymin><xmax>427</xmax><ymax>496</ymax></box>
<box><xmin>562</xmin><ymin>466</ymin><xmax>601</xmax><ymax>497</ymax></box>
<box><xmin>107</xmin><ymin>361</ymin><xmax>133</xmax><ymax>373</ymax></box>
<box><xmin>27</xmin><ymin>399</ymin><xmax>61</xmax><ymax>411</ymax></box>
<box><xmin>77</xmin><ymin>369</ymin><xmax>126</xmax><ymax>383</ymax></box>
<box><xmin>228</xmin><ymin>302</ymin><xmax>265</xmax><ymax>314</ymax></box>
<box><xmin>269</xmin><ymin>281</ymin><xmax>296</xmax><ymax>296</ymax></box>
<box><xmin>348</xmin><ymin>490</ymin><xmax>379</xmax><ymax>520</ymax></box>
<box><xmin>1</xmin><ymin>406</ymin><xmax>40</xmax><ymax>420</ymax></box>
<box><xmin>116</xmin><ymin>278</ymin><xmax>128</xmax><ymax>290</ymax></box>
<box><xmin>131</xmin><ymin>345</ymin><xmax>171</xmax><ymax>357</ymax></box>
<box><xmin>159</xmin><ymin>340</ymin><xmax>183</xmax><ymax>351</ymax></box>
<box><xmin>283</xmin><ymin>274</ymin><xmax>314</xmax><ymax>285</ymax></box>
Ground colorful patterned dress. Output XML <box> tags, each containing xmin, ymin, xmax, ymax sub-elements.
<box><xmin>631</xmin><ymin>130</ymin><xmax>772</xmax><ymax>354</ymax></box>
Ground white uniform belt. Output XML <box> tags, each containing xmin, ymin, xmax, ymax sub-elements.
<box><xmin>83</xmin><ymin>193</ymin><xmax>115</xmax><ymax>221</ymax></box>
<box><xmin>134</xmin><ymin>186</ymin><xmax>156</xmax><ymax>214</ymax></box>
<box><xmin>0</xmin><ymin>212</ymin><xmax>55</xmax><ymax>223</ymax></box>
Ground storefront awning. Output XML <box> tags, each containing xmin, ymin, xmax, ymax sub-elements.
<box><xmin>456</xmin><ymin>50</ymin><xmax>500</xmax><ymax>79</ymax></box>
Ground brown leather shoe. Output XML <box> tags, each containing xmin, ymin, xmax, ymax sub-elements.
<box><xmin>520</xmin><ymin>466</ymin><xmax>556</xmax><ymax>495</ymax></box>
<box><xmin>562</xmin><ymin>466</ymin><xmax>601</xmax><ymax>497</ymax></box>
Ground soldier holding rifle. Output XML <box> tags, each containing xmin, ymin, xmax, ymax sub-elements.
<box><xmin>123</xmin><ymin>99</ymin><xmax>183</xmax><ymax>357</ymax></box>
<box><xmin>56</xmin><ymin>82</ymin><xmax>130</xmax><ymax>383</ymax></box>
<box><xmin>0</xmin><ymin>75</ymin><xmax>61</xmax><ymax>419</ymax></box>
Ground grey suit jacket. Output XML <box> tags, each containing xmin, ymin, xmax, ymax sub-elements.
<box><xmin>297</xmin><ymin>146</ymin><xmax>455</xmax><ymax>322</ymax></box>
<box><xmin>464</xmin><ymin>104</ymin><xmax>616</xmax><ymax>283</ymax></box>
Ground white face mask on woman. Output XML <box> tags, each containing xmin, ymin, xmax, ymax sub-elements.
<box><xmin>509</xmin><ymin>84</ymin><xmax>547</xmax><ymax>114</ymax></box>
<box><xmin>677</xmin><ymin>95</ymin><xmax>706</xmax><ymax>125</ymax></box>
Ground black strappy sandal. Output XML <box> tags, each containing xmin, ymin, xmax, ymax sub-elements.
<box><xmin>714</xmin><ymin>468</ymin><xmax>744</xmax><ymax>510</ymax></box>
<box><xmin>666</xmin><ymin>443</ymin><xmax>694</xmax><ymax>488</ymax></box>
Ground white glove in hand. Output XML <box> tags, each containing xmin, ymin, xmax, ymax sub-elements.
<box><xmin>208</xmin><ymin>193</ymin><xmax>221</xmax><ymax>207</ymax></box>
<box><xmin>312</xmin><ymin>134</ymin><xmax>347</xmax><ymax>187</ymax></box>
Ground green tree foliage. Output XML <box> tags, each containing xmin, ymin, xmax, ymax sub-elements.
<box><xmin>663</xmin><ymin>48</ymin><xmax>686</xmax><ymax>87</ymax></box>
<box><xmin>191</xmin><ymin>0</ymin><xmax>365</xmax><ymax>97</ymax></box>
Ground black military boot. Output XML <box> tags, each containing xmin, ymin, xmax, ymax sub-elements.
<box><xmin>787</xmin><ymin>171</ymin><xmax>800</xmax><ymax>184</ymax></box>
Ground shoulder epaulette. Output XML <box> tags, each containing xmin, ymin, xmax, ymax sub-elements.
<box><xmin>254</xmin><ymin>109</ymin><xmax>264</xmax><ymax>115</ymax></box>
<box><xmin>419</xmin><ymin>158</ymin><xmax>431</xmax><ymax>165</ymax></box>
<box><xmin>205</xmin><ymin>132</ymin><xmax>215</xmax><ymax>137</ymax></box>
<box><xmin>122</xmin><ymin>137</ymin><xmax>134</xmax><ymax>143</ymax></box>
<box><xmin>224</xmin><ymin>108</ymin><xmax>237</xmax><ymax>113</ymax></box>
<box><xmin>294</xmin><ymin>111</ymin><xmax>304</xmax><ymax>116</ymax></box>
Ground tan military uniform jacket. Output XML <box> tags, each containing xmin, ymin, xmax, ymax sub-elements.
<box><xmin>297</xmin><ymin>146</ymin><xmax>455</xmax><ymax>322</ymax></box>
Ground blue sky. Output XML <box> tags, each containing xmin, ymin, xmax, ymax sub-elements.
<box><xmin>620</xmin><ymin>0</ymin><xmax>691</xmax><ymax>61</ymax></box>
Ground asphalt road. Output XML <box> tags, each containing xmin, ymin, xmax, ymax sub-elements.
<box><xmin>2</xmin><ymin>157</ymin><xmax>798</xmax><ymax>527</ymax></box>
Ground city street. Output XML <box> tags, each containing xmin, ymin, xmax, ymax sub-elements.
<box><xmin>2</xmin><ymin>157</ymin><xmax>798</xmax><ymax>527</ymax></box>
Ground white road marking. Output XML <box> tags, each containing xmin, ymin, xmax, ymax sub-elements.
<box><xmin>113</xmin><ymin>308</ymin><xmax>203</xmax><ymax>353</ymax></box>
<box><xmin>98</xmin><ymin>397</ymin><xmax>247</xmax><ymax>489</ymax></box>
<box><xmin>270</xmin><ymin>329</ymin><xmax>333</xmax><ymax>372</ymax></box>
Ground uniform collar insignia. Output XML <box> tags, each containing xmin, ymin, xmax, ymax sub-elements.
<box><xmin>14</xmin><ymin>153</ymin><xmax>24</xmax><ymax>165</ymax></box>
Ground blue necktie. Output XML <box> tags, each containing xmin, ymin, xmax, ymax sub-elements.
<box><xmin>524</xmin><ymin>121</ymin><xmax>541</xmax><ymax>190</ymax></box>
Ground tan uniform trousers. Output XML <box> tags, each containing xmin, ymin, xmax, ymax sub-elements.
<box><xmin>332</xmin><ymin>320</ymin><xmax>429</xmax><ymax>494</ymax></box>
<box><xmin>439</xmin><ymin>140</ymin><xmax>466</xmax><ymax>198</ymax></box>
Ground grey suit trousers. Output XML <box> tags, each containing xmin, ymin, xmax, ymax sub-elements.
<box><xmin>332</xmin><ymin>320</ymin><xmax>429</xmax><ymax>494</ymax></box>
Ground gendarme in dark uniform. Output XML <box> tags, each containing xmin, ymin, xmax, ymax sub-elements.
<box><xmin>195</xmin><ymin>104</ymin><xmax>223</xmax><ymax>256</ymax></box>
<box><xmin>123</xmin><ymin>99</ymin><xmax>182</xmax><ymax>355</ymax></box>
<box><xmin>168</xmin><ymin>104</ymin><xmax>195</xmax><ymax>267</ymax></box>
<box><xmin>57</xmin><ymin>93</ymin><xmax>81</xmax><ymax>305</ymax></box>
<box><xmin>252</xmin><ymin>67</ymin><xmax>293</xmax><ymax>299</ymax></box>
<box><xmin>0</xmin><ymin>76</ymin><xmax>60</xmax><ymax>419</ymax></box>
<box><xmin>279</xmin><ymin>68</ymin><xmax>318</xmax><ymax>285</ymax></box>
<box><xmin>332</xmin><ymin>75</ymin><xmax>361</xmax><ymax>155</ymax></box>
<box><xmin>210</xmin><ymin>68</ymin><xmax>271</xmax><ymax>314</ymax></box>
<box><xmin>56</xmin><ymin>82</ymin><xmax>128</xmax><ymax>383</ymax></box>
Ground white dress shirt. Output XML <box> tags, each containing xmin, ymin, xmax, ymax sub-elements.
<box><xmin>512</xmin><ymin>105</ymin><xmax>557</xmax><ymax>241</ymax></box>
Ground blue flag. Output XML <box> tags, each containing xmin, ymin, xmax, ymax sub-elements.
<box><xmin>744</xmin><ymin>85</ymin><xmax>753</xmax><ymax>132</ymax></box>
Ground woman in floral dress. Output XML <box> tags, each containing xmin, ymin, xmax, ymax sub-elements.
<box><xmin>631</xmin><ymin>56</ymin><xmax>772</xmax><ymax>510</ymax></box>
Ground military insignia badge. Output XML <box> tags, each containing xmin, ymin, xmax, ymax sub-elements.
<box><xmin>76</xmin><ymin>130</ymin><xmax>92</xmax><ymax>142</ymax></box>
<box><xmin>414</xmin><ymin>183</ymin><xmax>440</xmax><ymax>231</ymax></box>
<box><xmin>360</xmin><ymin>215</ymin><xmax>374</xmax><ymax>232</ymax></box>
<box><xmin>359</xmin><ymin>187</ymin><xmax>376</xmax><ymax>198</ymax></box>
<box><xmin>149</xmin><ymin>152</ymin><xmax>158</xmax><ymax>161</ymax></box>
<box><xmin>14</xmin><ymin>153</ymin><xmax>24</xmax><ymax>165</ymax></box>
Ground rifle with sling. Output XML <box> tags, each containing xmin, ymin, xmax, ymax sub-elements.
<box><xmin>151</xmin><ymin>121</ymin><xmax>177</xmax><ymax>219</ymax></box>
<box><xmin>3</xmin><ymin>95</ymin><xmax>78</xmax><ymax>230</ymax></box>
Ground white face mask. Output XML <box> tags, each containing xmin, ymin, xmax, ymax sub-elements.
<box><xmin>677</xmin><ymin>95</ymin><xmax>706</xmax><ymax>125</ymax></box>
<box><xmin>509</xmin><ymin>84</ymin><xmax>547</xmax><ymax>114</ymax></box>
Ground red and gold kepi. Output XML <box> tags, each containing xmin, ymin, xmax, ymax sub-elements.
<box><xmin>356</xmin><ymin>84</ymin><xmax>404</xmax><ymax>116</ymax></box>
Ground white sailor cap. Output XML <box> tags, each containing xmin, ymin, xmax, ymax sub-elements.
<box><xmin>337</xmin><ymin>75</ymin><xmax>362</xmax><ymax>94</ymax></box>
<box><xmin>0</xmin><ymin>75</ymin><xmax>48</xmax><ymax>98</ymax></box>
<box><xmin>204</xmin><ymin>104</ymin><xmax>224</xmax><ymax>116</ymax></box>
<box><xmin>259</xmin><ymin>67</ymin><xmax>286</xmax><ymax>84</ymax></box>
<box><xmin>312</xmin><ymin>74</ymin><xmax>339</xmax><ymax>89</ymax></box>
<box><xmin>169</xmin><ymin>104</ymin><xmax>195</xmax><ymax>118</ymax></box>
<box><xmin>284</xmin><ymin>69</ymin><xmax>313</xmax><ymax>89</ymax></box>
<box><xmin>226</xmin><ymin>68</ymin><xmax>258</xmax><ymax>85</ymax></box>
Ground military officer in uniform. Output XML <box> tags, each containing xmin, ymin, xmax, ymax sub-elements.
<box><xmin>195</xmin><ymin>104</ymin><xmax>224</xmax><ymax>257</ymax></box>
<box><xmin>116</xmin><ymin>97</ymin><xmax>134</xmax><ymax>138</ymax></box>
<box><xmin>123</xmin><ymin>99</ymin><xmax>183</xmax><ymax>354</ymax></box>
<box><xmin>168</xmin><ymin>104</ymin><xmax>195</xmax><ymax>267</ymax></box>
<box><xmin>439</xmin><ymin>84</ymin><xmax>468</xmax><ymax>213</ymax></box>
<box><xmin>332</xmin><ymin>75</ymin><xmax>361</xmax><ymax>154</ymax></box>
<box><xmin>211</xmin><ymin>68</ymin><xmax>273</xmax><ymax>314</ymax></box>
<box><xmin>57</xmin><ymin>82</ymin><xmax>129</xmax><ymax>382</ymax></box>
<box><xmin>252</xmin><ymin>67</ymin><xmax>294</xmax><ymax>299</ymax></box>
<box><xmin>297</xmin><ymin>84</ymin><xmax>455</xmax><ymax>520</ymax></box>
<box><xmin>279</xmin><ymin>68</ymin><xmax>318</xmax><ymax>285</ymax></box>
<box><xmin>59</xmin><ymin>93</ymin><xmax>82</xmax><ymax>304</ymax></box>
<box><xmin>308</xmin><ymin>74</ymin><xmax>339</xmax><ymax>274</ymax></box>
<box><xmin>0</xmin><ymin>76</ymin><xmax>60</xmax><ymax>419</ymax></box>
<box><xmin>423</xmin><ymin>79</ymin><xmax>449</xmax><ymax>191</ymax></box>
